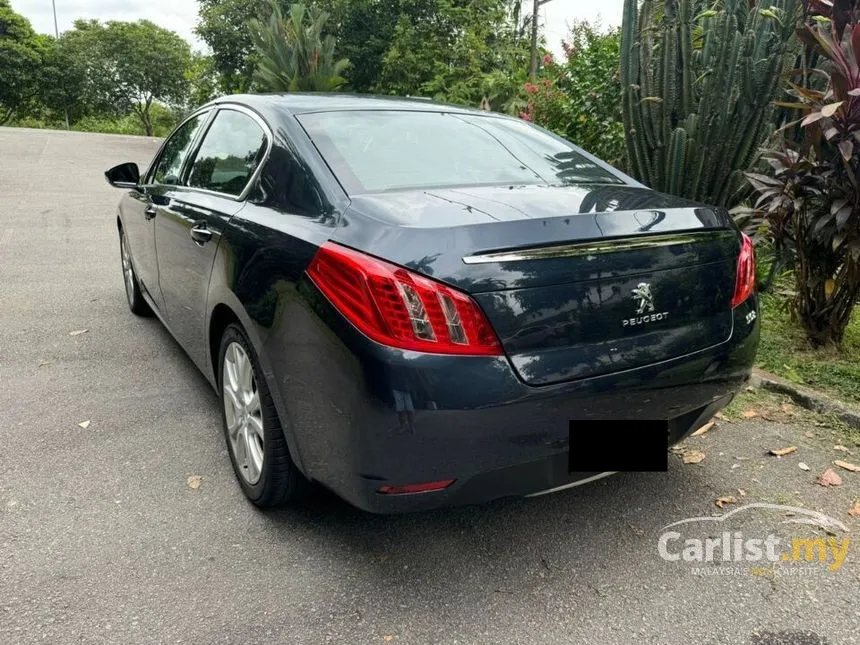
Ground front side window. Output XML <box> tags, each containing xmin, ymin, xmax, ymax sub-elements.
<box><xmin>151</xmin><ymin>113</ymin><xmax>207</xmax><ymax>185</ymax></box>
<box><xmin>187</xmin><ymin>109</ymin><xmax>268</xmax><ymax>197</ymax></box>
<box><xmin>297</xmin><ymin>110</ymin><xmax>624</xmax><ymax>195</ymax></box>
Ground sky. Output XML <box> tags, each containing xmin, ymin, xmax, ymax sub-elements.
<box><xmin>11</xmin><ymin>0</ymin><xmax>624</xmax><ymax>55</ymax></box>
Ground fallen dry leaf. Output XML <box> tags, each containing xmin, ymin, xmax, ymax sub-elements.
<box><xmin>798</xmin><ymin>462</ymin><xmax>810</xmax><ymax>471</ymax></box>
<box><xmin>849</xmin><ymin>500</ymin><xmax>860</xmax><ymax>518</ymax></box>
<box><xmin>769</xmin><ymin>446</ymin><xmax>797</xmax><ymax>457</ymax></box>
<box><xmin>715</xmin><ymin>412</ymin><xmax>728</xmax><ymax>421</ymax></box>
<box><xmin>716</xmin><ymin>496</ymin><xmax>737</xmax><ymax>508</ymax></box>
<box><xmin>383</xmin><ymin>636</ymin><xmax>395</xmax><ymax>643</ymax></box>
<box><xmin>69</xmin><ymin>329</ymin><xmax>88</xmax><ymax>336</ymax></box>
<box><xmin>731</xmin><ymin>463</ymin><xmax>741</xmax><ymax>470</ymax></box>
<box><xmin>835</xmin><ymin>460</ymin><xmax>860</xmax><ymax>473</ymax></box>
<box><xmin>682</xmin><ymin>450</ymin><xmax>706</xmax><ymax>465</ymax></box>
<box><xmin>692</xmin><ymin>421</ymin><xmax>715</xmax><ymax>437</ymax></box>
<box><xmin>817</xmin><ymin>469</ymin><xmax>843</xmax><ymax>487</ymax></box>
<box><xmin>187</xmin><ymin>475</ymin><xmax>202</xmax><ymax>490</ymax></box>
<box><xmin>835</xmin><ymin>445</ymin><xmax>851</xmax><ymax>453</ymax></box>
<box><xmin>77</xmin><ymin>420</ymin><xmax>90</xmax><ymax>429</ymax></box>
<box><xmin>738</xmin><ymin>488</ymin><xmax>747</xmax><ymax>497</ymax></box>
<box><xmin>742</xmin><ymin>409</ymin><xmax>759</xmax><ymax>419</ymax></box>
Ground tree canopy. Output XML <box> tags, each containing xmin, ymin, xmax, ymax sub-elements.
<box><xmin>0</xmin><ymin>0</ymin><xmax>46</xmax><ymax>123</ymax></box>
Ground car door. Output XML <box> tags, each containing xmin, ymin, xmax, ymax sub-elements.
<box><xmin>123</xmin><ymin>110</ymin><xmax>211</xmax><ymax>314</ymax></box>
<box><xmin>154</xmin><ymin>106</ymin><xmax>271</xmax><ymax>369</ymax></box>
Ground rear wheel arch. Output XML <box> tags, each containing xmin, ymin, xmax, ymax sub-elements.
<box><xmin>207</xmin><ymin>302</ymin><xmax>310</xmax><ymax>478</ymax></box>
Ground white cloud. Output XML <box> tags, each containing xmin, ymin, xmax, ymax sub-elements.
<box><xmin>10</xmin><ymin>0</ymin><xmax>625</xmax><ymax>57</ymax></box>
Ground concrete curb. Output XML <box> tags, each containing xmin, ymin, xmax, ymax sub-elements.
<box><xmin>749</xmin><ymin>368</ymin><xmax>860</xmax><ymax>429</ymax></box>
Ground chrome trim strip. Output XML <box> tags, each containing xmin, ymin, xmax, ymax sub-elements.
<box><xmin>525</xmin><ymin>471</ymin><xmax>617</xmax><ymax>497</ymax></box>
<box><xmin>462</xmin><ymin>231</ymin><xmax>736</xmax><ymax>264</ymax></box>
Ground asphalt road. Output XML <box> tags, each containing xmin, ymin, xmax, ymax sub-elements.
<box><xmin>1</xmin><ymin>127</ymin><xmax>858</xmax><ymax>645</ymax></box>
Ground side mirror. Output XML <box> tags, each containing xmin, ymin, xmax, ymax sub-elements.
<box><xmin>105</xmin><ymin>162</ymin><xmax>141</xmax><ymax>189</ymax></box>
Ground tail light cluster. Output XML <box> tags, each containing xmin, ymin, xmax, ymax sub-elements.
<box><xmin>307</xmin><ymin>242</ymin><xmax>502</xmax><ymax>356</ymax></box>
<box><xmin>731</xmin><ymin>233</ymin><xmax>756</xmax><ymax>308</ymax></box>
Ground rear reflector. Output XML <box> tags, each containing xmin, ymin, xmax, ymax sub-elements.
<box><xmin>307</xmin><ymin>242</ymin><xmax>502</xmax><ymax>355</ymax></box>
<box><xmin>731</xmin><ymin>233</ymin><xmax>756</xmax><ymax>308</ymax></box>
<box><xmin>377</xmin><ymin>480</ymin><xmax>455</xmax><ymax>495</ymax></box>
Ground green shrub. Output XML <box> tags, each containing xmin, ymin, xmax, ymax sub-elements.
<box><xmin>523</xmin><ymin>22</ymin><xmax>626</xmax><ymax>167</ymax></box>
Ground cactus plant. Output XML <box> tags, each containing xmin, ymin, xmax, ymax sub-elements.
<box><xmin>621</xmin><ymin>0</ymin><xmax>801</xmax><ymax>207</ymax></box>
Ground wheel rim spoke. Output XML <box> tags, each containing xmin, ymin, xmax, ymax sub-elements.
<box><xmin>221</xmin><ymin>340</ymin><xmax>264</xmax><ymax>486</ymax></box>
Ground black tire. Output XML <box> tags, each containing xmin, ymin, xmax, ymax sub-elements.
<box><xmin>218</xmin><ymin>323</ymin><xmax>309</xmax><ymax>507</ymax></box>
<box><xmin>119</xmin><ymin>228</ymin><xmax>151</xmax><ymax>316</ymax></box>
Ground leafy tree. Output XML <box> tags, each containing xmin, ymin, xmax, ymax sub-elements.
<box><xmin>0</xmin><ymin>0</ymin><xmax>44</xmax><ymax>124</ymax></box>
<box><xmin>524</xmin><ymin>22</ymin><xmax>625</xmax><ymax>167</ymax></box>
<box><xmin>375</xmin><ymin>0</ymin><xmax>531</xmax><ymax>108</ymax></box>
<box><xmin>320</xmin><ymin>0</ymin><xmax>403</xmax><ymax>92</ymax></box>
<box><xmin>250</xmin><ymin>2</ymin><xmax>349</xmax><ymax>92</ymax></box>
<box><xmin>61</xmin><ymin>19</ymin><xmax>192</xmax><ymax>135</ymax></box>
<box><xmin>196</xmin><ymin>0</ymin><xmax>278</xmax><ymax>93</ymax></box>
<box><xmin>186</xmin><ymin>53</ymin><xmax>221</xmax><ymax>109</ymax></box>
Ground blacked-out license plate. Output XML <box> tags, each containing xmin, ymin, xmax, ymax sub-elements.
<box><xmin>569</xmin><ymin>421</ymin><xmax>669</xmax><ymax>472</ymax></box>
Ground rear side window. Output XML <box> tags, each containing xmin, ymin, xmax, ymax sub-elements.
<box><xmin>297</xmin><ymin>110</ymin><xmax>624</xmax><ymax>194</ymax></box>
<box><xmin>151</xmin><ymin>113</ymin><xmax>207</xmax><ymax>185</ymax></box>
<box><xmin>187</xmin><ymin>109</ymin><xmax>268</xmax><ymax>197</ymax></box>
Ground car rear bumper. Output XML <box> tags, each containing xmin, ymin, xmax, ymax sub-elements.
<box><xmin>265</xmin><ymin>286</ymin><xmax>759</xmax><ymax>514</ymax></box>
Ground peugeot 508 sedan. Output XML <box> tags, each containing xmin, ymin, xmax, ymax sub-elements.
<box><xmin>105</xmin><ymin>94</ymin><xmax>759</xmax><ymax>513</ymax></box>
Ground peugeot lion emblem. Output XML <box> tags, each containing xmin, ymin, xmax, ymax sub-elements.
<box><xmin>632</xmin><ymin>282</ymin><xmax>655</xmax><ymax>314</ymax></box>
<box><xmin>623</xmin><ymin>282</ymin><xmax>669</xmax><ymax>328</ymax></box>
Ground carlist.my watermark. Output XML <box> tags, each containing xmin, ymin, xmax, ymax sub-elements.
<box><xmin>656</xmin><ymin>503</ymin><xmax>851</xmax><ymax>574</ymax></box>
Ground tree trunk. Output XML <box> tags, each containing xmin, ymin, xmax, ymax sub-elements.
<box><xmin>529</xmin><ymin>0</ymin><xmax>555</xmax><ymax>79</ymax></box>
<box><xmin>135</xmin><ymin>98</ymin><xmax>154</xmax><ymax>136</ymax></box>
<box><xmin>0</xmin><ymin>107</ymin><xmax>15</xmax><ymax>126</ymax></box>
<box><xmin>529</xmin><ymin>0</ymin><xmax>540</xmax><ymax>79</ymax></box>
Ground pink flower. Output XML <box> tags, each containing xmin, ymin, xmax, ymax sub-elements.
<box><xmin>543</xmin><ymin>53</ymin><xmax>553</xmax><ymax>65</ymax></box>
<box><xmin>519</xmin><ymin>110</ymin><xmax>533</xmax><ymax>122</ymax></box>
<box><xmin>523</xmin><ymin>82</ymin><xmax>539</xmax><ymax>95</ymax></box>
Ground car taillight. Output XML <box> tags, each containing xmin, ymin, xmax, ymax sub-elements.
<box><xmin>306</xmin><ymin>242</ymin><xmax>502</xmax><ymax>356</ymax></box>
<box><xmin>731</xmin><ymin>233</ymin><xmax>755</xmax><ymax>308</ymax></box>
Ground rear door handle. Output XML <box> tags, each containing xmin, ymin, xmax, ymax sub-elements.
<box><xmin>144</xmin><ymin>206</ymin><xmax>157</xmax><ymax>220</ymax></box>
<box><xmin>190</xmin><ymin>224</ymin><xmax>213</xmax><ymax>245</ymax></box>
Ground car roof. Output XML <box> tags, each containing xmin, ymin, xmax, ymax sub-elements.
<box><xmin>208</xmin><ymin>92</ymin><xmax>509</xmax><ymax>120</ymax></box>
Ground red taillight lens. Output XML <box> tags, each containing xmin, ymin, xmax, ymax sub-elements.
<box><xmin>732</xmin><ymin>233</ymin><xmax>755</xmax><ymax>308</ymax></box>
<box><xmin>377</xmin><ymin>480</ymin><xmax>455</xmax><ymax>495</ymax></box>
<box><xmin>307</xmin><ymin>242</ymin><xmax>502</xmax><ymax>356</ymax></box>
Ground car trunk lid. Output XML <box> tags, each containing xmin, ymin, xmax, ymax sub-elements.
<box><xmin>334</xmin><ymin>185</ymin><xmax>741</xmax><ymax>385</ymax></box>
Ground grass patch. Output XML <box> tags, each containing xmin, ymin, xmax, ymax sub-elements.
<box><xmin>756</xmin><ymin>292</ymin><xmax>860</xmax><ymax>405</ymax></box>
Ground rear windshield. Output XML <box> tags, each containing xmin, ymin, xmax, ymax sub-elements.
<box><xmin>296</xmin><ymin>110</ymin><xmax>624</xmax><ymax>194</ymax></box>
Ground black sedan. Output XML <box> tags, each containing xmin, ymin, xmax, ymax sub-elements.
<box><xmin>106</xmin><ymin>94</ymin><xmax>759</xmax><ymax>513</ymax></box>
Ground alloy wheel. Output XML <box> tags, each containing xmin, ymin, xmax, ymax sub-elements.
<box><xmin>222</xmin><ymin>341</ymin><xmax>264</xmax><ymax>484</ymax></box>
<box><xmin>120</xmin><ymin>234</ymin><xmax>135</xmax><ymax>305</ymax></box>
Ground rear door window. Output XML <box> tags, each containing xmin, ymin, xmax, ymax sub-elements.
<box><xmin>186</xmin><ymin>109</ymin><xmax>268</xmax><ymax>197</ymax></box>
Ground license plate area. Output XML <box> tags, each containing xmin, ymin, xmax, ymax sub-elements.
<box><xmin>569</xmin><ymin>421</ymin><xmax>669</xmax><ymax>472</ymax></box>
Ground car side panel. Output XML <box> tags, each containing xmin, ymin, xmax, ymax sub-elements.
<box><xmin>120</xmin><ymin>189</ymin><xmax>164</xmax><ymax>313</ymax></box>
<box><xmin>205</xmin><ymin>201</ymin><xmax>339</xmax><ymax>476</ymax></box>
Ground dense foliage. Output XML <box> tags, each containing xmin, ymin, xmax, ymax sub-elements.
<box><xmin>525</xmin><ymin>22</ymin><xmax>625</xmax><ymax>167</ymax></box>
<box><xmin>250</xmin><ymin>2</ymin><xmax>349</xmax><ymax>91</ymax></box>
<box><xmin>747</xmin><ymin>1</ymin><xmax>860</xmax><ymax>346</ymax></box>
<box><xmin>0</xmin><ymin>0</ymin><xmax>49</xmax><ymax>124</ymax></box>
